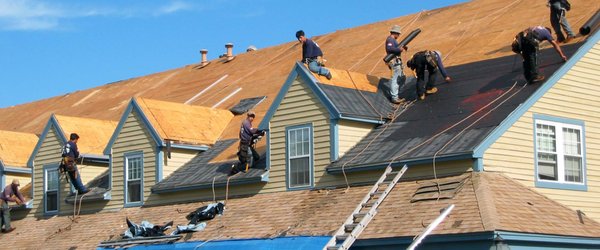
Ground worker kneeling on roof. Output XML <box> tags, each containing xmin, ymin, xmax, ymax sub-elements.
<box><xmin>296</xmin><ymin>30</ymin><xmax>333</xmax><ymax>80</ymax></box>
<box><xmin>406</xmin><ymin>50</ymin><xmax>451</xmax><ymax>101</ymax></box>
<box><xmin>231</xmin><ymin>112</ymin><xmax>265</xmax><ymax>175</ymax></box>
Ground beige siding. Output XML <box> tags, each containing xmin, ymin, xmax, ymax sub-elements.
<box><xmin>108</xmin><ymin>110</ymin><xmax>157</xmax><ymax>209</ymax></box>
<box><xmin>162</xmin><ymin>148</ymin><xmax>197</xmax><ymax>179</ymax></box>
<box><xmin>337</xmin><ymin>120</ymin><xmax>374</xmax><ymax>157</ymax></box>
<box><xmin>266</xmin><ymin>78</ymin><xmax>330</xmax><ymax>192</ymax></box>
<box><xmin>79</xmin><ymin>163</ymin><xmax>107</xmax><ymax>185</ymax></box>
<box><xmin>484</xmin><ymin>42</ymin><xmax>600</xmax><ymax>221</ymax></box>
<box><xmin>31</xmin><ymin>126</ymin><xmax>63</xmax><ymax>217</ymax></box>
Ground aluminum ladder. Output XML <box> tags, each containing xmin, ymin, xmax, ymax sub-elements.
<box><xmin>323</xmin><ymin>164</ymin><xmax>408</xmax><ymax>250</ymax></box>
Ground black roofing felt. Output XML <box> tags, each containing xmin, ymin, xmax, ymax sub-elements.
<box><xmin>318</xmin><ymin>81</ymin><xmax>396</xmax><ymax>121</ymax></box>
<box><xmin>152</xmin><ymin>139</ymin><xmax>267</xmax><ymax>193</ymax></box>
<box><xmin>230</xmin><ymin>96</ymin><xmax>266</xmax><ymax>115</ymax></box>
<box><xmin>65</xmin><ymin>169</ymin><xmax>110</xmax><ymax>204</ymax></box>
<box><xmin>328</xmin><ymin>43</ymin><xmax>583</xmax><ymax>173</ymax></box>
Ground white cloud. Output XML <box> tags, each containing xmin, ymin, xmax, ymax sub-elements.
<box><xmin>156</xmin><ymin>1</ymin><xmax>193</xmax><ymax>15</ymax></box>
<box><xmin>0</xmin><ymin>0</ymin><xmax>200</xmax><ymax>31</ymax></box>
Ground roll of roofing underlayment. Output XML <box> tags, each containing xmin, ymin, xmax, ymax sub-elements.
<box><xmin>383</xmin><ymin>28</ymin><xmax>422</xmax><ymax>63</ymax></box>
<box><xmin>580</xmin><ymin>9</ymin><xmax>600</xmax><ymax>36</ymax></box>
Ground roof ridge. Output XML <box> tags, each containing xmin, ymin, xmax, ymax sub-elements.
<box><xmin>471</xmin><ymin>171</ymin><xmax>500</xmax><ymax>231</ymax></box>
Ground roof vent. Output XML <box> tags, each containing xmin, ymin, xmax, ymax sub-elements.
<box><xmin>197</xmin><ymin>49</ymin><xmax>210</xmax><ymax>69</ymax></box>
<box><xmin>224</xmin><ymin>43</ymin><xmax>235</xmax><ymax>62</ymax></box>
<box><xmin>246</xmin><ymin>45</ymin><xmax>257</xmax><ymax>52</ymax></box>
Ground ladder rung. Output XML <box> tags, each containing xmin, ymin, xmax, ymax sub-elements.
<box><xmin>353</xmin><ymin>212</ymin><xmax>367</xmax><ymax>220</ymax></box>
<box><xmin>336</xmin><ymin>233</ymin><xmax>350</xmax><ymax>242</ymax></box>
<box><xmin>345</xmin><ymin>223</ymin><xmax>358</xmax><ymax>232</ymax></box>
<box><xmin>370</xmin><ymin>191</ymin><xmax>384</xmax><ymax>196</ymax></box>
<box><xmin>362</xmin><ymin>202</ymin><xmax>375</xmax><ymax>207</ymax></box>
<box><xmin>387</xmin><ymin>170</ymin><xmax>400</xmax><ymax>176</ymax></box>
<box><xmin>327</xmin><ymin>246</ymin><xmax>340</xmax><ymax>250</ymax></box>
<box><xmin>380</xmin><ymin>180</ymin><xmax>392</xmax><ymax>185</ymax></box>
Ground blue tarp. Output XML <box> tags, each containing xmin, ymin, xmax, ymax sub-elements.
<box><xmin>98</xmin><ymin>236</ymin><xmax>330</xmax><ymax>250</ymax></box>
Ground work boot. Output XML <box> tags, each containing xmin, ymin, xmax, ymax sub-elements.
<box><xmin>419</xmin><ymin>94</ymin><xmax>426</xmax><ymax>100</ymax></box>
<box><xmin>531</xmin><ymin>75</ymin><xmax>545</xmax><ymax>83</ymax></box>
<box><xmin>425</xmin><ymin>87</ymin><xmax>438</xmax><ymax>94</ymax></box>
<box><xmin>563</xmin><ymin>36</ymin><xmax>574</xmax><ymax>43</ymax></box>
<box><xmin>391</xmin><ymin>98</ymin><xmax>404</xmax><ymax>104</ymax></box>
<box><xmin>325</xmin><ymin>72</ymin><xmax>332</xmax><ymax>80</ymax></box>
<box><xmin>4</xmin><ymin>227</ymin><xmax>15</xmax><ymax>233</ymax></box>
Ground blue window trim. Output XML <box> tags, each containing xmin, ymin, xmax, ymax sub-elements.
<box><xmin>533</xmin><ymin>114</ymin><xmax>586</xmax><ymax>191</ymax></box>
<box><xmin>472</xmin><ymin>30</ymin><xmax>600</xmax><ymax>160</ymax></box>
<box><xmin>285</xmin><ymin>123</ymin><xmax>314</xmax><ymax>190</ymax></box>
<box><xmin>123</xmin><ymin>151</ymin><xmax>144</xmax><ymax>207</ymax></box>
<box><xmin>0</xmin><ymin>161</ymin><xmax>5</xmax><ymax>191</ymax></box>
<box><xmin>330</xmin><ymin>119</ymin><xmax>339</xmax><ymax>161</ymax></box>
<box><xmin>265</xmin><ymin>129</ymin><xmax>271</xmax><ymax>171</ymax></box>
<box><xmin>43</xmin><ymin>164</ymin><xmax>60</xmax><ymax>216</ymax></box>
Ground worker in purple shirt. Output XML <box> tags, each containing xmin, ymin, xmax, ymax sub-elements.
<box><xmin>386</xmin><ymin>25</ymin><xmax>408</xmax><ymax>104</ymax></box>
<box><xmin>407</xmin><ymin>50</ymin><xmax>452</xmax><ymax>101</ymax></box>
<box><xmin>516</xmin><ymin>26</ymin><xmax>567</xmax><ymax>84</ymax></box>
<box><xmin>295</xmin><ymin>30</ymin><xmax>333</xmax><ymax>80</ymax></box>
<box><xmin>61</xmin><ymin>133</ymin><xmax>88</xmax><ymax>194</ymax></box>
<box><xmin>1</xmin><ymin>179</ymin><xmax>25</xmax><ymax>233</ymax></box>
<box><xmin>231</xmin><ymin>112</ymin><xmax>265</xmax><ymax>175</ymax></box>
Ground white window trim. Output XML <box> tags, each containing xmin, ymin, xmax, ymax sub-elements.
<box><xmin>534</xmin><ymin>116</ymin><xmax>586</xmax><ymax>191</ymax></box>
<box><xmin>286</xmin><ymin>125</ymin><xmax>313</xmax><ymax>190</ymax></box>
<box><xmin>124</xmin><ymin>152</ymin><xmax>144</xmax><ymax>206</ymax></box>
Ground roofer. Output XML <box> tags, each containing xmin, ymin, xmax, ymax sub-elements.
<box><xmin>60</xmin><ymin>133</ymin><xmax>89</xmax><ymax>194</ymax></box>
<box><xmin>548</xmin><ymin>0</ymin><xmax>575</xmax><ymax>43</ymax></box>
<box><xmin>407</xmin><ymin>50</ymin><xmax>452</xmax><ymax>101</ymax></box>
<box><xmin>295</xmin><ymin>30</ymin><xmax>333</xmax><ymax>80</ymax></box>
<box><xmin>512</xmin><ymin>26</ymin><xmax>567</xmax><ymax>84</ymax></box>
<box><xmin>1</xmin><ymin>179</ymin><xmax>25</xmax><ymax>233</ymax></box>
<box><xmin>231</xmin><ymin>112</ymin><xmax>265</xmax><ymax>175</ymax></box>
<box><xmin>386</xmin><ymin>25</ymin><xmax>408</xmax><ymax>104</ymax></box>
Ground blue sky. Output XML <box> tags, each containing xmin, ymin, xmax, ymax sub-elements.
<box><xmin>0</xmin><ymin>0</ymin><xmax>465</xmax><ymax>108</ymax></box>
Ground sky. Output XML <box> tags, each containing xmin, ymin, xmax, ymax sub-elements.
<box><xmin>0</xmin><ymin>0</ymin><xmax>465</xmax><ymax>108</ymax></box>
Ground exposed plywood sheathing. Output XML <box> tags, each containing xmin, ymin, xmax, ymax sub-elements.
<box><xmin>136</xmin><ymin>97</ymin><xmax>234</xmax><ymax>145</ymax></box>
<box><xmin>54</xmin><ymin>115</ymin><xmax>118</xmax><ymax>156</ymax></box>
<box><xmin>0</xmin><ymin>130</ymin><xmax>38</xmax><ymax>168</ymax></box>
<box><xmin>312</xmin><ymin>67</ymin><xmax>380</xmax><ymax>93</ymax></box>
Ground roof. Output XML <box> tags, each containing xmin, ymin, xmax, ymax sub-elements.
<box><xmin>6</xmin><ymin>171</ymin><xmax>600</xmax><ymax>249</ymax></box>
<box><xmin>65</xmin><ymin>169</ymin><xmax>110</xmax><ymax>204</ymax></box>
<box><xmin>0</xmin><ymin>130</ymin><xmax>38</xmax><ymax>168</ymax></box>
<box><xmin>135</xmin><ymin>97</ymin><xmax>234</xmax><ymax>145</ymax></box>
<box><xmin>54</xmin><ymin>115</ymin><xmax>118</xmax><ymax>156</ymax></box>
<box><xmin>328</xmin><ymin>42</ymin><xmax>585</xmax><ymax>173</ymax></box>
<box><xmin>152</xmin><ymin>139</ymin><xmax>268</xmax><ymax>193</ymax></box>
<box><xmin>1</xmin><ymin>0</ymin><xmax>597</xmax><ymax>166</ymax></box>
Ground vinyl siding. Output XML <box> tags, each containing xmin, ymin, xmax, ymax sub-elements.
<box><xmin>107</xmin><ymin>110</ymin><xmax>157</xmax><ymax>209</ymax></box>
<box><xmin>337</xmin><ymin>120</ymin><xmax>374</xmax><ymax>157</ymax></box>
<box><xmin>483</xmin><ymin>42</ymin><xmax>600</xmax><ymax>221</ymax></box>
<box><xmin>32</xmin><ymin>126</ymin><xmax>63</xmax><ymax>217</ymax></box>
<box><xmin>162</xmin><ymin>148</ymin><xmax>197</xmax><ymax>179</ymax></box>
<box><xmin>266</xmin><ymin>78</ymin><xmax>330</xmax><ymax>192</ymax></box>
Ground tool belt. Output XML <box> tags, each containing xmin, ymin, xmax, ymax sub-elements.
<box><xmin>60</xmin><ymin>156</ymin><xmax>76</xmax><ymax>173</ymax></box>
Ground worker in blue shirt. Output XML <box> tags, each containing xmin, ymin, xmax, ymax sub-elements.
<box><xmin>295</xmin><ymin>30</ymin><xmax>332</xmax><ymax>80</ymax></box>
<box><xmin>548</xmin><ymin>0</ymin><xmax>575</xmax><ymax>43</ymax></box>
<box><xmin>407</xmin><ymin>50</ymin><xmax>451</xmax><ymax>100</ymax></box>
<box><xmin>516</xmin><ymin>26</ymin><xmax>567</xmax><ymax>84</ymax></box>
<box><xmin>61</xmin><ymin>133</ymin><xmax>89</xmax><ymax>194</ymax></box>
<box><xmin>386</xmin><ymin>25</ymin><xmax>408</xmax><ymax>104</ymax></box>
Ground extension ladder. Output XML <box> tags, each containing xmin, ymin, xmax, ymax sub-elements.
<box><xmin>323</xmin><ymin>164</ymin><xmax>408</xmax><ymax>250</ymax></box>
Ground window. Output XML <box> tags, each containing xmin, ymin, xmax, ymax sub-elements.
<box><xmin>287</xmin><ymin>125</ymin><xmax>313</xmax><ymax>189</ymax></box>
<box><xmin>125</xmin><ymin>153</ymin><xmax>143</xmax><ymax>205</ymax></box>
<box><xmin>534</xmin><ymin>117</ymin><xmax>586</xmax><ymax>191</ymax></box>
<box><xmin>44</xmin><ymin>167</ymin><xmax>59</xmax><ymax>214</ymax></box>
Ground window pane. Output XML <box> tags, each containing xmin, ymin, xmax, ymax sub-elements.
<box><xmin>127</xmin><ymin>156</ymin><xmax>142</xmax><ymax>180</ymax></box>
<box><xmin>127</xmin><ymin>180</ymin><xmax>142</xmax><ymax>203</ymax></box>
<box><xmin>563</xmin><ymin>128</ymin><xmax>581</xmax><ymax>155</ymax></box>
<box><xmin>564</xmin><ymin>156</ymin><xmax>582</xmax><ymax>183</ymax></box>
<box><xmin>46</xmin><ymin>191</ymin><xmax>58</xmax><ymax>212</ymax></box>
<box><xmin>47</xmin><ymin>170</ymin><xmax>58</xmax><ymax>191</ymax></box>
<box><xmin>290</xmin><ymin>157</ymin><xmax>310</xmax><ymax>187</ymax></box>
<box><xmin>536</xmin><ymin>124</ymin><xmax>556</xmax><ymax>152</ymax></box>
<box><xmin>538</xmin><ymin>152</ymin><xmax>557</xmax><ymax>181</ymax></box>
